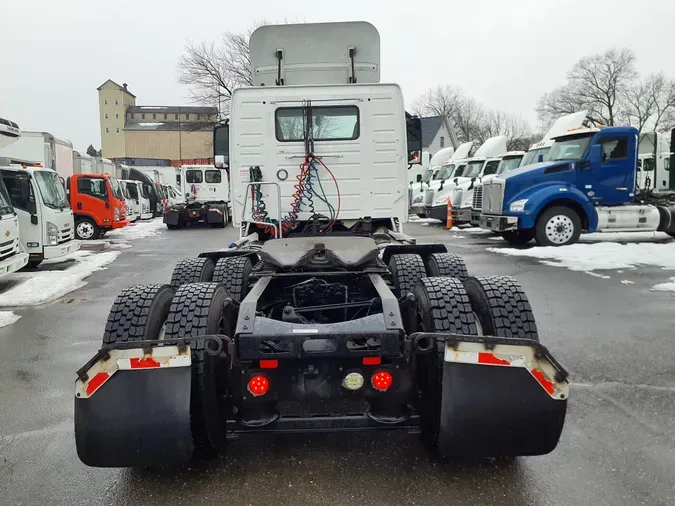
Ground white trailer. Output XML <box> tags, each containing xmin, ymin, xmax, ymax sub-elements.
<box><xmin>92</xmin><ymin>157</ymin><xmax>115</xmax><ymax>175</ymax></box>
<box><xmin>0</xmin><ymin>131</ymin><xmax>74</xmax><ymax>180</ymax></box>
<box><xmin>73</xmin><ymin>151</ymin><xmax>95</xmax><ymax>173</ymax></box>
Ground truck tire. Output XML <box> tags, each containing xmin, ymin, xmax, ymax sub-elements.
<box><xmin>170</xmin><ymin>257</ymin><xmax>215</xmax><ymax>289</ymax></box>
<box><xmin>464</xmin><ymin>276</ymin><xmax>539</xmax><ymax>341</ymax></box>
<box><xmin>388</xmin><ymin>254</ymin><xmax>426</xmax><ymax>296</ymax></box>
<box><xmin>165</xmin><ymin>283</ymin><xmax>231</xmax><ymax>457</ymax></box>
<box><xmin>103</xmin><ymin>284</ymin><xmax>175</xmax><ymax>344</ymax></box>
<box><xmin>75</xmin><ymin>217</ymin><xmax>99</xmax><ymax>240</ymax></box>
<box><xmin>425</xmin><ymin>252</ymin><xmax>468</xmax><ymax>281</ymax></box>
<box><xmin>501</xmin><ymin>230</ymin><xmax>534</xmax><ymax>245</ymax></box>
<box><xmin>413</xmin><ymin>277</ymin><xmax>478</xmax><ymax>453</ymax></box>
<box><xmin>213</xmin><ymin>256</ymin><xmax>252</xmax><ymax>301</ymax></box>
<box><xmin>534</xmin><ymin>206</ymin><xmax>581</xmax><ymax>247</ymax></box>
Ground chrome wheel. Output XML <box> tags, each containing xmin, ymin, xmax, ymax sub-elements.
<box><xmin>544</xmin><ymin>215</ymin><xmax>574</xmax><ymax>245</ymax></box>
<box><xmin>76</xmin><ymin>221</ymin><xmax>95</xmax><ymax>240</ymax></box>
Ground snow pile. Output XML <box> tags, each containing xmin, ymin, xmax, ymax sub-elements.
<box><xmin>458</xmin><ymin>227</ymin><xmax>492</xmax><ymax>235</ymax></box>
<box><xmin>488</xmin><ymin>241</ymin><xmax>675</xmax><ymax>273</ymax></box>
<box><xmin>104</xmin><ymin>218</ymin><xmax>165</xmax><ymax>241</ymax></box>
<box><xmin>0</xmin><ymin>311</ymin><xmax>21</xmax><ymax>328</ymax></box>
<box><xmin>0</xmin><ymin>250</ymin><xmax>120</xmax><ymax>307</ymax></box>
<box><xmin>652</xmin><ymin>278</ymin><xmax>675</xmax><ymax>293</ymax></box>
<box><xmin>409</xmin><ymin>217</ymin><xmax>442</xmax><ymax>224</ymax></box>
<box><xmin>138</xmin><ymin>122</ymin><xmax>163</xmax><ymax>127</ymax></box>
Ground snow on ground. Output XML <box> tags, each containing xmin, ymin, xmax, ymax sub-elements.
<box><xmin>408</xmin><ymin>217</ymin><xmax>442</xmax><ymax>224</ymax></box>
<box><xmin>652</xmin><ymin>278</ymin><xmax>675</xmax><ymax>292</ymax></box>
<box><xmin>0</xmin><ymin>311</ymin><xmax>21</xmax><ymax>328</ymax></box>
<box><xmin>0</xmin><ymin>250</ymin><xmax>121</xmax><ymax>307</ymax></box>
<box><xmin>487</xmin><ymin>240</ymin><xmax>675</xmax><ymax>291</ymax></box>
<box><xmin>104</xmin><ymin>218</ymin><xmax>165</xmax><ymax>241</ymax></box>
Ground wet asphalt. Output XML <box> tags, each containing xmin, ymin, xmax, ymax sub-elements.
<box><xmin>0</xmin><ymin>220</ymin><xmax>673</xmax><ymax>506</ymax></box>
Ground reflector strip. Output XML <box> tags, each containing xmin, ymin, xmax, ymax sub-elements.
<box><xmin>444</xmin><ymin>345</ymin><xmax>566</xmax><ymax>400</ymax></box>
<box><xmin>130</xmin><ymin>357</ymin><xmax>161</xmax><ymax>369</ymax></box>
<box><xmin>259</xmin><ymin>359</ymin><xmax>278</xmax><ymax>369</ymax></box>
<box><xmin>362</xmin><ymin>356</ymin><xmax>381</xmax><ymax>365</ymax></box>
<box><xmin>86</xmin><ymin>372</ymin><xmax>111</xmax><ymax>396</ymax></box>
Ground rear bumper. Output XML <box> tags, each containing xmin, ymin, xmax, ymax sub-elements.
<box><xmin>43</xmin><ymin>239</ymin><xmax>81</xmax><ymax>260</ymax></box>
<box><xmin>480</xmin><ymin>214</ymin><xmax>519</xmax><ymax>232</ymax></box>
<box><xmin>0</xmin><ymin>251</ymin><xmax>29</xmax><ymax>275</ymax></box>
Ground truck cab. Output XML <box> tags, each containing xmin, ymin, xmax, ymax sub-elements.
<box><xmin>427</xmin><ymin>136</ymin><xmax>506</xmax><ymax>223</ymax></box>
<box><xmin>0</xmin><ymin>161</ymin><xmax>80</xmax><ymax>267</ymax></box>
<box><xmin>470</xmin><ymin>151</ymin><xmax>525</xmax><ymax>225</ymax></box>
<box><xmin>68</xmin><ymin>173</ymin><xmax>129</xmax><ymax>240</ymax></box>
<box><xmin>409</xmin><ymin>146</ymin><xmax>458</xmax><ymax>216</ymax></box>
<box><xmin>479</xmin><ymin>126</ymin><xmax>675</xmax><ymax>245</ymax></box>
<box><xmin>163</xmin><ymin>165</ymin><xmax>229</xmax><ymax>229</ymax></box>
<box><xmin>118</xmin><ymin>180</ymin><xmax>139</xmax><ymax>222</ymax></box>
<box><xmin>136</xmin><ymin>181</ymin><xmax>154</xmax><ymax>220</ymax></box>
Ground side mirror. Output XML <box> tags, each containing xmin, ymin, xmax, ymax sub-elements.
<box><xmin>28</xmin><ymin>201</ymin><xmax>37</xmax><ymax>216</ymax></box>
<box><xmin>406</xmin><ymin>115</ymin><xmax>422</xmax><ymax>165</ymax></box>
<box><xmin>590</xmin><ymin>145</ymin><xmax>601</xmax><ymax>168</ymax></box>
<box><xmin>213</xmin><ymin>121</ymin><xmax>229</xmax><ymax>168</ymax></box>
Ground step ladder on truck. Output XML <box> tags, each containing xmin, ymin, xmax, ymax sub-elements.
<box><xmin>74</xmin><ymin>21</ymin><xmax>569</xmax><ymax>468</ymax></box>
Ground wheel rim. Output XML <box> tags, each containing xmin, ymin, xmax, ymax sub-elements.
<box><xmin>544</xmin><ymin>215</ymin><xmax>574</xmax><ymax>244</ymax></box>
<box><xmin>76</xmin><ymin>221</ymin><xmax>95</xmax><ymax>239</ymax></box>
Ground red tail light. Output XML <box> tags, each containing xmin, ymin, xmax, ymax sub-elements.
<box><xmin>247</xmin><ymin>375</ymin><xmax>270</xmax><ymax>396</ymax></box>
<box><xmin>362</xmin><ymin>356</ymin><xmax>381</xmax><ymax>365</ymax></box>
<box><xmin>371</xmin><ymin>371</ymin><xmax>393</xmax><ymax>391</ymax></box>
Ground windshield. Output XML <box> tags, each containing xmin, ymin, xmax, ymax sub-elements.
<box><xmin>436</xmin><ymin>164</ymin><xmax>455</xmax><ymax>180</ymax></box>
<box><xmin>521</xmin><ymin>147</ymin><xmax>550</xmax><ymax>167</ymax></box>
<box><xmin>126</xmin><ymin>182</ymin><xmax>138</xmax><ymax>200</ymax></box>
<box><xmin>108</xmin><ymin>177</ymin><xmax>124</xmax><ymax>200</ymax></box>
<box><xmin>455</xmin><ymin>164</ymin><xmax>466</xmax><ymax>177</ymax></box>
<box><xmin>34</xmin><ymin>170</ymin><xmax>69</xmax><ymax>209</ymax></box>
<box><xmin>463</xmin><ymin>160</ymin><xmax>484</xmax><ymax>178</ymax></box>
<box><xmin>497</xmin><ymin>156</ymin><xmax>525</xmax><ymax>175</ymax></box>
<box><xmin>140</xmin><ymin>184</ymin><xmax>149</xmax><ymax>198</ymax></box>
<box><xmin>547</xmin><ymin>134</ymin><xmax>593</xmax><ymax>162</ymax></box>
<box><xmin>421</xmin><ymin>169</ymin><xmax>433</xmax><ymax>183</ymax></box>
<box><xmin>0</xmin><ymin>175</ymin><xmax>13</xmax><ymax>214</ymax></box>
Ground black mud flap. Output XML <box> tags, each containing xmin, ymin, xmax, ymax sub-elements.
<box><xmin>164</xmin><ymin>210</ymin><xmax>180</xmax><ymax>226</ymax></box>
<box><xmin>75</xmin><ymin>347</ymin><xmax>194</xmax><ymax>467</ymax></box>
<box><xmin>207</xmin><ymin>208</ymin><xmax>224</xmax><ymax>224</ymax></box>
<box><xmin>438</xmin><ymin>338</ymin><xmax>568</xmax><ymax>458</ymax></box>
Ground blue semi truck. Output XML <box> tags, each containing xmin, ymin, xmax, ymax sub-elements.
<box><xmin>479</xmin><ymin>125</ymin><xmax>675</xmax><ymax>246</ymax></box>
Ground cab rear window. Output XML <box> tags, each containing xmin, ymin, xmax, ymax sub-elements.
<box><xmin>186</xmin><ymin>170</ymin><xmax>203</xmax><ymax>183</ymax></box>
<box><xmin>205</xmin><ymin>170</ymin><xmax>222</xmax><ymax>183</ymax></box>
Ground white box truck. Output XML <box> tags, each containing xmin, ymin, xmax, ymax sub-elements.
<box><xmin>0</xmin><ymin>131</ymin><xmax>75</xmax><ymax>180</ymax></box>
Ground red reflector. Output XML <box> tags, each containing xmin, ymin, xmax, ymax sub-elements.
<box><xmin>371</xmin><ymin>371</ymin><xmax>393</xmax><ymax>391</ymax></box>
<box><xmin>259</xmin><ymin>359</ymin><xmax>278</xmax><ymax>369</ymax></box>
<box><xmin>362</xmin><ymin>356</ymin><xmax>381</xmax><ymax>365</ymax></box>
<box><xmin>130</xmin><ymin>357</ymin><xmax>161</xmax><ymax>369</ymax></box>
<box><xmin>477</xmin><ymin>352</ymin><xmax>510</xmax><ymax>366</ymax></box>
<box><xmin>86</xmin><ymin>372</ymin><xmax>111</xmax><ymax>396</ymax></box>
<box><xmin>247</xmin><ymin>374</ymin><xmax>270</xmax><ymax>396</ymax></box>
<box><xmin>531</xmin><ymin>368</ymin><xmax>556</xmax><ymax>395</ymax></box>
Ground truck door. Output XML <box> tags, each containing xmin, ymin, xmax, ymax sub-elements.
<box><xmin>0</xmin><ymin>169</ymin><xmax>41</xmax><ymax>253</ymax></box>
<box><xmin>75</xmin><ymin>176</ymin><xmax>109</xmax><ymax>225</ymax></box>
<box><xmin>591</xmin><ymin>134</ymin><xmax>635</xmax><ymax>206</ymax></box>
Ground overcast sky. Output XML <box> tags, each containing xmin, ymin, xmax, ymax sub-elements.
<box><xmin>2</xmin><ymin>0</ymin><xmax>674</xmax><ymax>153</ymax></box>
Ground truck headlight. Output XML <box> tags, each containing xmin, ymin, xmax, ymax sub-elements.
<box><xmin>114</xmin><ymin>207</ymin><xmax>120</xmax><ymax>221</ymax></box>
<box><xmin>47</xmin><ymin>222</ymin><xmax>59</xmax><ymax>246</ymax></box>
<box><xmin>434</xmin><ymin>196</ymin><xmax>449</xmax><ymax>205</ymax></box>
<box><xmin>509</xmin><ymin>199</ymin><xmax>528</xmax><ymax>212</ymax></box>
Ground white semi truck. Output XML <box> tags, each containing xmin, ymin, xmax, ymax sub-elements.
<box><xmin>0</xmin><ymin>118</ymin><xmax>30</xmax><ymax>275</ymax></box>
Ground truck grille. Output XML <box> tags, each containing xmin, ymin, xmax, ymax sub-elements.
<box><xmin>59</xmin><ymin>226</ymin><xmax>73</xmax><ymax>244</ymax></box>
<box><xmin>0</xmin><ymin>238</ymin><xmax>19</xmax><ymax>261</ymax></box>
<box><xmin>424</xmin><ymin>189</ymin><xmax>435</xmax><ymax>206</ymax></box>
<box><xmin>472</xmin><ymin>185</ymin><xmax>483</xmax><ymax>210</ymax></box>
<box><xmin>482</xmin><ymin>180</ymin><xmax>504</xmax><ymax>214</ymax></box>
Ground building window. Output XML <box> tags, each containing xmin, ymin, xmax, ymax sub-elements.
<box><xmin>153</xmin><ymin>113</ymin><xmax>157</xmax><ymax>119</ymax></box>
<box><xmin>142</xmin><ymin>113</ymin><xmax>145</xmax><ymax>119</ymax></box>
<box><xmin>104</xmin><ymin>113</ymin><xmax>108</xmax><ymax>119</ymax></box>
<box><xmin>197</xmin><ymin>114</ymin><xmax>201</xmax><ymax>120</ymax></box>
<box><xmin>185</xmin><ymin>113</ymin><xmax>190</xmax><ymax>120</ymax></box>
<box><xmin>104</xmin><ymin>99</ymin><xmax>108</xmax><ymax>105</ymax></box>
<box><xmin>116</xmin><ymin>127</ymin><xmax>120</xmax><ymax>134</ymax></box>
<box><xmin>130</xmin><ymin>113</ymin><xmax>134</xmax><ymax>119</ymax></box>
<box><xmin>114</xmin><ymin>99</ymin><xmax>119</xmax><ymax>105</ymax></box>
<box><xmin>175</xmin><ymin>114</ymin><xmax>179</xmax><ymax>120</ymax></box>
<box><xmin>440</xmin><ymin>136</ymin><xmax>445</xmax><ymax>148</ymax></box>
<box><xmin>105</xmin><ymin>127</ymin><xmax>109</xmax><ymax>134</ymax></box>
<box><xmin>115</xmin><ymin>113</ymin><xmax>119</xmax><ymax>119</ymax></box>
<box><xmin>164</xmin><ymin>113</ymin><xmax>168</xmax><ymax>120</ymax></box>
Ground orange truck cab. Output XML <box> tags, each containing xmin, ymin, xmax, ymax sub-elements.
<box><xmin>68</xmin><ymin>173</ymin><xmax>129</xmax><ymax>239</ymax></box>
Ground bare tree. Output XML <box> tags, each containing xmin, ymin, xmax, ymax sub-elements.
<box><xmin>537</xmin><ymin>48</ymin><xmax>637</xmax><ymax>126</ymax></box>
<box><xmin>412</xmin><ymin>85</ymin><xmax>464</xmax><ymax>119</ymax></box>
<box><xmin>478</xmin><ymin>110</ymin><xmax>532</xmax><ymax>150</ymax></box>
<box><xmin>177</xmin><ymin>21</ymin><xmax>266</xmax><ymax>117</ymax></box>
